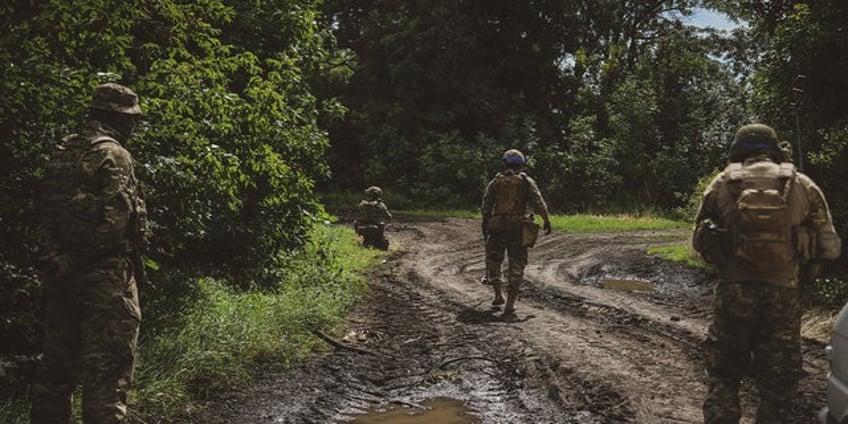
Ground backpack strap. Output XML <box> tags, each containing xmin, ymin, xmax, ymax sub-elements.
<box><xmin>90</xmin><ymin>135</ymin><xmax>119</xmax><ymax>146</ymax></box>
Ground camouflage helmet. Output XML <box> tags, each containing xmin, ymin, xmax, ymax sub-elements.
<box><xmin>89</xmin><ymin>83</ymin><xmax>142</xmax><ymax>115</ymax></box>
<box><xmin>365</xmin><ymin>186</ymin><xmax>383</xmax><ymax>200</ymax></box>
<box><xmin>728</xmin><ymin>123</ymin><xmax>781</xmax><ymax>162</ymax></box>
<box><xmin>502</xmin><ymin>149</ymin><xmax>526</xmax><ymax>165</ymax></box>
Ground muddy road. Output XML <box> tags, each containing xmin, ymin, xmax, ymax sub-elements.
<box><xmin>197</xmin><ymin>218</ymin><xmax>829</xmax><ymax>423</ymax></box>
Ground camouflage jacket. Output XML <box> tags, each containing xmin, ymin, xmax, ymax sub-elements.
<box><xmin>39</xmin><ymin>120</ymin><xmax>145</xmax><ymax>271</ymax></box>
<box><xmin>358</xmin><ymin>200</ymin><xmax>391</xmax><ymax>225</ymax></box>
<box><xmin>694</xmin><ymin>155</ymin><xmax>841</xmax><ymax>286</ymax></box>
<box><xmin>481</xmin><ymin>169</ymin><xmax>549</xmax><ymax>222</ymax></box>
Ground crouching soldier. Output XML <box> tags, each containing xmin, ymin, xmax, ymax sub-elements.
<box><xmin>355</xmin><ymin>186</ymin><xmax>391</xmax><ymax>250</ymax></box>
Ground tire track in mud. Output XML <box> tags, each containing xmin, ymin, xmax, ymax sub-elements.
<box><xmin>197</xmin><ymin>218</ymin><xmax>829</xmax><ymax>423</ymax></box>
<box><xmin>394</xmin><ymin>220</ymin><xmax>707</xmax><ymax>423</ymax></box>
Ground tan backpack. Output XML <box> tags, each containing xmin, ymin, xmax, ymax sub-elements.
<box><xmin>726</xmin><ymin>162</ymin><xmax>795</xmax><ymax>270</ymax></box>
<box><xmin>486</xmin><ymin>172</ymin><xmax>528</xmax><ymax>233</ymax></box>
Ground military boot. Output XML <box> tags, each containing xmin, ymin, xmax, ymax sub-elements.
<box><xmin>503</xmin><ymin>291</ymin><xmax>517</xmax><ymax>315</ymax></box>
<box><xmin>492</xmin><ymin>285</ymin><xmax>505</xmax><ymax>306</ymax></box>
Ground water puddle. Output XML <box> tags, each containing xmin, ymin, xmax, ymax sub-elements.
<box><xmin>347</xmin><ymin>398</ymin><xmax>479</xmax><ymax>424</ymax></box>
<box><xmin>600</xmin><ymin>278</ymin><xmax>655</xmax><ymax>292</ymax></box>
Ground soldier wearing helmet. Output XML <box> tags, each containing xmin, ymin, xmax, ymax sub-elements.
<box><xmin>355</xmin><ymin>186</ymin><xmax>392</xmax><ymax>250</ymax></box>
<box><xmin>693</xmin><ymin>124</ymin><xmax>841</xmax><ymax>423</ymax></box>
<box><xmin>481</xmin><ymin>148</ymin><xmax>552</xmax><ymax>317</ymax></box>
<box><xmin>32</xmin><ymin>83</ymin><xmax>147</xmax><ymax>423</ymax></box>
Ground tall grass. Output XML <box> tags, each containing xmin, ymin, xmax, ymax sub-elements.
<box><xmin>0</xmin><ymin>224</ymin><xmax>381</xmax><ymax>423</ymax></box>
<box><xmin>130</xmin><ymin>224</ymin><xmax>379</xmax><ymax>420</ymax></box>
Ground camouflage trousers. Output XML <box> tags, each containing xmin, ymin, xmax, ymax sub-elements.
<box><xmin>484</xmin><ymin>229</ymin><xmax>528</xmax><ymax>294</ymax></box>
<box><xmin>356</xmin><ymin>223</ymin><xmax>388</xmax><ymax>250</ymax></box>
<box><xmin>31</xmin><ymin>256</ymin><xmax>141</xmax><ymax>424</ymax></box>
<box><xmin>703</xmin><ymin>281</ymin><xmax>801</xmax><ymax>424</ymax></box>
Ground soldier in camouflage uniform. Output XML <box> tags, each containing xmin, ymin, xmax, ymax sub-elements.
<box><xmin>693</xmin><ymin>124</ymin><xmax>841</xmax><ymax>424</ymax></box>
<box><xmin>32</xmin><ymin>83</ymin><xmax>147</xmax><ymax>424</ymax></box>
<box><xmin>355</xmin><ymin>186</ymin><xmax>392</xmax><ymax>250</ymax></box>
<box><xmin>481</xmin><ymin>149</ymin><xmax>551</xmax><ymax>316</ymax></box>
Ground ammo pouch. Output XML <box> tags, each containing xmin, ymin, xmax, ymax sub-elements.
<box><xmin>487</xmin><ymin>214</ymin><xmax>521</xmax><ymax>233</ymax></box>
<box><xmin>694</xmin><ymin>219</ymin><xmax>729</xmax><ymax>265</ymax></box>
<box><xmin>521</xmin><ymin>220</ymin><xmax>540</xmax><ymax>248</ymax></box>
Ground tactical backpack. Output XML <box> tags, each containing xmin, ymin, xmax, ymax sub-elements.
<box><xmin>726</xmin><ymin>162</ymin><xmax>796</xmax><ymax>270</ymax></box>
<box><xmin>486</xmin><ymin>172</ymin><xmax>529</xmax><ymax>234</ymax></box>
<box><xmin>40</xmin><ymin>134</ymin><xmax>147</xmax><ymax>254</ymax></box>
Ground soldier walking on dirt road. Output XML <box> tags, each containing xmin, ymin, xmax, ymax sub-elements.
<box><xmin>692</xmin><ymin>123</ymin><xmax>841</xmax><ymax>423</ymax></box>
<box><xmin>481</xmin><ymin>149</ymin><xmax>552</xmax><ymax>317</ymax></box>
<box><xmin>32</xmin><ymin>83</ymin><xmax>147</xmax><ymax>423</ymax></box>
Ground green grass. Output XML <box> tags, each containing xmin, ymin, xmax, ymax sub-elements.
<box><xmin>130</xmin><ymin>224</ymin><xmax>380</xmax><ymax>420</ymax></box>
<box><xmin>0</xmin><ymin>400</ymin><xmax>28</xmax><ymax>424</ymax></box>
<box><xmin>647</xmin><ymin>243</ymin><xmax>708</xmax><ymax>268</ymax></box>
<box><xmin>548</xmin><ymin>214</ymin><xmax>689</xmax><ymax>233</ymax></box>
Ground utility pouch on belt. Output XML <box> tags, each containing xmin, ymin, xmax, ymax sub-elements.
<box><xmin>694</xmin><ymin>219</ymin><xmax>729</xmax><ymax>265</ymax></box>
<box><xmin>486</xmin><ymin>215</ymin><xmax>506</xmax><ymax>232</ymax></box>
<box><xmin>522</xmin><ymin>220</ymin><xmax>540</xmax><ymax>248</ymax></box>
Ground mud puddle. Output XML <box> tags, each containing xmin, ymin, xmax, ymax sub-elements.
<box><xmin>600</xmin><ymin>278</ymin><xmax>655</xmax><ymax>292</ymax></box>
<box><xmin>343</xmin><ymin>398</ymin><xmax>478</xmax><ymax>424</ymax></box>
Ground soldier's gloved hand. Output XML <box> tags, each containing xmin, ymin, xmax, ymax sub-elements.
<box><xmin>543</xmin><ymin>220</ymin><xmax>552</xmax><ymax>235</ymax></box>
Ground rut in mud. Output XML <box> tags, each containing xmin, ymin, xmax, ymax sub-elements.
<box><xmin>196</xmin><ymin>218</ymin><xmax>829</xmax><ymax>424</ymax></box>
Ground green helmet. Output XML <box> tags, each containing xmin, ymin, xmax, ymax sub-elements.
<box><xmin>89</xmin><ymin>83</ymin><xmax>142</xmax><ymax>115</ymax></box>
<box><xmin>365</xmin><ymin>186</ymin><xmax>383</xmax><ymax>200</ymax></box>
<box><xmin>728</xmin><ymin>123</ymin><xmax>781</xmax><ymax>162</ymax></box>
<box><xmin>502</xmin><ymin>149</ymin><xmax>526</xmax><ymax>165</ymax></box>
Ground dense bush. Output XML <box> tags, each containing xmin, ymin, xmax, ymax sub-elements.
<box><xmin>0</xmin><ymin>0</ymin><xmax>347</xmax><ymax>399</ymax></box>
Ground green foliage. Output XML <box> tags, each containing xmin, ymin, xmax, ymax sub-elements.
<box><xmin>132</xmin><ymin>225</ymin><xmax>375</xmax><ymax>420</ymax></box>
<box><xmin>802</xmin><ymin>277</ymin><xmax>848</xmax><ymax>311</ymax></box>
<box><xmin>323</xmin><ymin>0</ymin><xmax>744</xmax><ymax>212</ymax></box>
<box><xmin>674</xmin><ymin>168</ymin><xmax>722</xmax><ymax>223</ymax></box>
<box><xmin>0</xmin><ymin>0</ymin><xmax>349</xmax><ymax>411</ymax></box>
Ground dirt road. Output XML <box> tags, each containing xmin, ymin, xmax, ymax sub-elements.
<box><xmin>197</xmin><ymin>218</ymin><xmax>829</xmax><ymax>423</ymax></box>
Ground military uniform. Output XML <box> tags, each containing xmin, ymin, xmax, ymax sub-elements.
<box><xmin>693</xmin><ymin>124</ymin><xmax>841</xmax><ymax>424</ymax></box>
<box><xmin>32</xmin><ymin>84</ymin><xmax>146</xmax><ymax>424</ymax></box>
<box><xmin>482</xmin><ymin>149</ymin><xmax>551</xmax><ymax>315</ymax></box>
<box><xmin>355</xmin><ymin>186</ymin><xmax>391</xmax><ymax>250</ymax></box>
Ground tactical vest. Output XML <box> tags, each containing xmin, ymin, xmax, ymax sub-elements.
<box><xmin>40</xmin><ymin>134</ymin><xmax>147</xmax><ymax>252</ymax></box>
<box><xmin>724</xmin><ymin>161</ymin><xmax>795</xmax><ymax>271</ymax></box>
<box><xmin>492</xmin><ymin>173</ymin><xmax>528</xmax><ymax>216</ymax></box>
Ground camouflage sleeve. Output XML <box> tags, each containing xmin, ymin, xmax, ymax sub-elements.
<box><xmin>75</xmin><ymin>143</ymin><xmax>136</xmax><ymax>259</ymax></box>
<box><xmin>692</xmin><ymin>176</ymin><xmax>721</xmax><ymax>254</ymax></box>
<box><xmin>379</xmin><ymin>201</ymin><xmax>392</xmax><ymax>222</ymax></box>
<box><xmin>524</xmin><ymin>175</ymin><xmax>550</xmax><ymax>220</ymax></box>
<box><xmin>798</xmin><ymin>175</ymin><xmax>842</xmax><ymax>260</ymax></box>
<box><xmin>481</xmin><ymin>177</ymin><xmax>496</xmax><ymax>220</ymax></box>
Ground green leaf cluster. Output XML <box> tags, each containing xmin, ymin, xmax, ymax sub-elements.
<box><xmin>0</xmin><ymin>0</ymin><xmax>347</xmax><ymax>390</ymax></box>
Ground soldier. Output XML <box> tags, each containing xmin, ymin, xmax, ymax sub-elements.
<box><xmin>692</xmin><ymin>124</ymin><xmax>841</xmax><ymax>423</ymax></box>
<box><xmin>481</xmin><ymin>149</ymin><xmax>551</xmax><ymax>317</ymax></box>
<box><xmin>32</xmin><ymin>83</ymin><xmax>147</xmax><ymax>423</ymax></box>
<box><xmin>354</xmin><ymin>186</ymin><xmax>391</xmax><ymax>250</ymax></box>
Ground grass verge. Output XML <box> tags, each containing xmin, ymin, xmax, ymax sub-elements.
<box><xmin>0</xmin><ymin>224</ymin><xmax>381</xmax><ymax>423</ymax></box>
<box><xmin>646</xmin><ymin>244</ymin><xmax>707</xmax><ymax>269</ymax></box>
<box><xmin>130</xmin><ymin>223</ymin><xmax>380</xmax><ymax>421</ymax></box>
